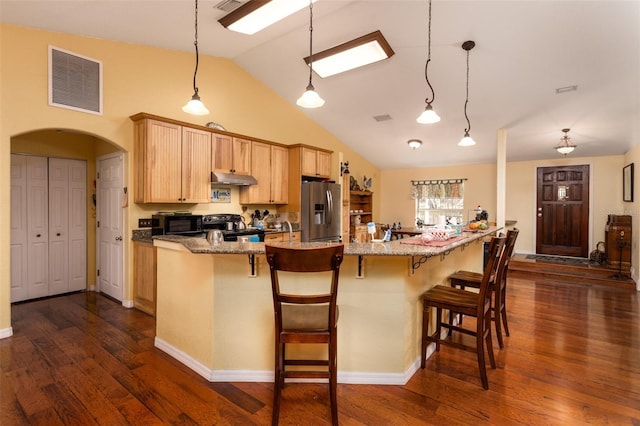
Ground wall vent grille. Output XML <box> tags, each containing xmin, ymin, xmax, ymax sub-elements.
<box><xmin>48</xmin><ymin>46</ymin><xmax>103</xmax><ymax>115</ymax></box>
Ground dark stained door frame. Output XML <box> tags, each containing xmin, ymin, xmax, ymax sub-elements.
<box><xmin>536</xmin><ymin>165</ymin><xmax>590</xmax><ymax>257</ymax></box>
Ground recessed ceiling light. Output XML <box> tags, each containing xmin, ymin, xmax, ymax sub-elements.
<box><xmin>407</xmin><ymin>139</ymin><xmax>422</xmax><ymax>149</ymax></box>
<box><xmin>304</xmin><ymin>30</ymin><xmax>395</xmax><ymax>78</ymax></box>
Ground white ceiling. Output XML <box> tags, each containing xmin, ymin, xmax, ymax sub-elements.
<box><xmin>2</xmin><ymin>0</ymin><xmax>639</xmax><ymax>170</ymax></box>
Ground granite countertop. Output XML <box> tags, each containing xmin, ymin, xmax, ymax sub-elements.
<box><xmin>132</xmin><ymin>223</ymin><xmax>301</xmax><ymax>243</ymax></box>
<box><xmin>152</xmin><ymin>227</ymin><xmax>499</xmax><ymax>257</ymax></box>
<box><xmin>132</xmin><ymin>229</ymin><xmax>153</xmax><ymax>243</ymax></box>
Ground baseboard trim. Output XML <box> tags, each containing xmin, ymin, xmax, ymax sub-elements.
<box><xmin>0</xmin><ymin>327</ymin><xmax>14</xmax><ymax>339</ymax></box>
<box><xmin>154</xmin><ymin>337</ymin><xmax>438</xmax><ymax>385</ymax></box>
<box><xmin>122</xmin><ymin>299</ymin><xmax>134</xmax><ymax>308</ymax></box>
<box><xmin>154</xmin><ymin>337</ymin><xmax>214</xmax><ymax>381</ymax></box>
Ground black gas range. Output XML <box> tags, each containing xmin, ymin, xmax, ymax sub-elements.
<box><xmin>202</xmin><ymin>214</ymin><xmax>265</xmax><ymax>242</ymax></box>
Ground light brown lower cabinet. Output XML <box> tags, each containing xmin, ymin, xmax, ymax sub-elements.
<box><xmin>264</xmin><ymin>231</ymin><xmax>301</xmax><ymax>243</ymax></box>
<box><xmin>133</xmin><ymin>241</ymin><xmax>156</xmax><ymax>316</ymax></box>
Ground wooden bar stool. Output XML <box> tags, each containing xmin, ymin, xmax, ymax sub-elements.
<box><xmin>421</xmin><ymin>236</ymin><xmax>505</xmax><ymax>389</ymax></box>
<box><xmin>265</xmin><ymin>244</ymin><xmax>344</xmax><ymax>426</ymax></box>
<box><xmin>449</xmin><ymin>228</ymin><xmax>519</xmax><ymax>348</ymax></box>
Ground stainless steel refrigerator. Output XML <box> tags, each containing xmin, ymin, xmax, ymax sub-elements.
<box><xmin>301</xmin><ymin>182</ymin><xmax>342</xmax><ymax>242</ymax></box>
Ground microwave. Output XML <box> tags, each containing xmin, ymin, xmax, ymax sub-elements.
<box><xmin>152</xmin><ymin>214</ymin><xmax>203</xmax><ymax>236</ymax></box>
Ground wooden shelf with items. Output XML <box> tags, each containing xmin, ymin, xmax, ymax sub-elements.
<box><xmin>349</xmin><ymin>191</ymin><xmax>373</xmax><ymax>242</ymax></box>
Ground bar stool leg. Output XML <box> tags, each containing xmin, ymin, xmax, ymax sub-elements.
<box><xmin>329</xmin><ymin>331</ymin><xmax>338</xmax><ymax>426</ymax></box>
<box><xmin>493</xmin><ymin>288</ymin><xmax>504</xmax><ymax>349</ymax></box>
<box><xmin>476</xmin><ymin>316</ymin><xmax>489</xmax><ymax>390</ymax></box>
<box><xmin>421</xmin><ymin>302</ymin><xmax>430</xmax><ymax>369</ymax></box>
<box><xmin>272</xmin><ymin>342</ymin><xmax>284</xmax><ymax>426</ymax></box>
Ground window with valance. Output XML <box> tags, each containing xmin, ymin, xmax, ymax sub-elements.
<box><xmin>412</xmin><ymin>179</ymin><xmax>466</xmax><ymax>225</ymax></box>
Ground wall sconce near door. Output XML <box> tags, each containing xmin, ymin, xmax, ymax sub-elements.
<box><xmin>555</xmin><ymin>128</ymin><xmax>576</xmax><ymax>155</ymax></box>
<box><xmin>304</xmin><ymin>30</ymin><xmax>395</xmax><ymax>78</ymax></box>
<box><xmin>218</xmin><ymin>0</ymin><xmax>316</xmax><ymax>35</ymax></box>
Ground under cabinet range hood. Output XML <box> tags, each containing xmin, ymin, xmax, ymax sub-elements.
<box><xmin>210</xmin><ymin>171</ymin><xmax>257</xmax><ymax>186</ymax></box>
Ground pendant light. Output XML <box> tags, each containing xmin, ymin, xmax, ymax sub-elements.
<box><xmin>182</xmin><ymin>0</ymin><xmax>210</xmax><ymax>115</ymax></box>
<box><xmin>416</xmin><ymin>0</ymin><xmax>440</xmax><ymax>124</ymax></box>
<box><xmin>296</xmin><ymin>0</ymin><xmax>325</xmax><ymax>108</ymax></box>
<box><xmin>555</xmin><ymin>128</ymin><xmax>576</xmax><ymax>155</ymax></box>
<box><xmin>458</xmin><ymin>40</ymin><xmax>476</xmax><ymax>147</ymax></box>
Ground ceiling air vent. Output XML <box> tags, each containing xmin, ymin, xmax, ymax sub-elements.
<box><xmin>373</xmin><ymin>114</ymin><xmax>392</xmax><ymax>122</ymax></box>
<box><xmin>48</xmin><ymin>46</ymin><xmax>103</xmax><ymax>115</ymax></box>
<box><xmin>215</xmin><ymin>0</ymin><xmax>247</xmax><ymax>13</ymax></box>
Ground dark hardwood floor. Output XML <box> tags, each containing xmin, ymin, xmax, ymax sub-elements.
<box><xmin>2</xmin><ymin>272</ymin><xmax>639</xmax><ymax>425</ymax></box>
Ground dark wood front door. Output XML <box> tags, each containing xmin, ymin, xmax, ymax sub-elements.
<box><xmin>536</xmin><ymin>165</ymin><xmax>590</xmax><ymax>257</ymax></box>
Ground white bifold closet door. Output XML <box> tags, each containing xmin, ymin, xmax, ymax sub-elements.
<box><xmin>11</xmin><ymin>155</ymin><xmax>49</xmax><ymax>302</ymax></box>
<box><xmin>10</xmin><ymin>154</ymin><xmax>86</xmax><ymax>302</ymax></box>
<box><xmin>48</xmin><ymin>158</ymin><xmax>87</xmax><ymax>296</ymax></box>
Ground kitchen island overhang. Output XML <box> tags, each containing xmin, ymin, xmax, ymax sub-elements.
<box><xmin>153</xmin><ymin>228</ymin><xmax>499</xmax><ymax>385</ymax></box>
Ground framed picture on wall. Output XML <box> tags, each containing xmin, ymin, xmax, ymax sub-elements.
<box><xmin>623</xmin><ymin>163</ymin><xmax>634</xmax><ymax>202</ymax></box>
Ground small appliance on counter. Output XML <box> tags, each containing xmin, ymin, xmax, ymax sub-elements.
<box><xmin>202</xmin><ymin>213</ymin><xmax>265</xmax><ymax>242</ymax></box>
<box><xmin>152</xmin><ymin>213</ymin><xmax>203</xmax><ymax>236</ymax></box>
<box><xmin>467</xmin><ymin>205</ymin><xmax>489</xmax><ymax>224</ymax></box>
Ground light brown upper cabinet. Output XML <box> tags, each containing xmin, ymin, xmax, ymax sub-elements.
<box><xmin>301</xmin><ymin>146</ymin><xmax>331</xmax><ymax>178</ymax></box>
<box><xmin>212</xmin><ymin>134</ymin><xmax>252</xmax><ymax>176</ymax></box>
<box><xmin>240</xmin><ymin>141</ymin><xmax>288</xmax><ymax>204</ymax></box>
<box><xmin>133</xmin><ymin>117</ymin><xmax>211</xmax><ymax>203</ymax></box>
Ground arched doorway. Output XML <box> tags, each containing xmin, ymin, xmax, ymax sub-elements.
<box><xmin>10</xmin><ymin>128</ymin><xmax>125</xmax><ymax>302</ymax></box>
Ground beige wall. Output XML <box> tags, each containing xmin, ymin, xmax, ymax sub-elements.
<box><xmin>2</xmin><ymin>24</ymin><xmax>637</xmax><ymax>334</ymax></box>
<box><xmin>0</xmin><ymin>24</ymin><xmax>379</xmax><ymax>332</ymax></box>
<box><xmin>381</xmin><ymin>155</ymin><xmax>626</xmax><ymax>257</ymax></box>
<box><xmin>624</xmin><ymin>145</ymin><xmax>640</xmax><ymax>283</ymax></box>
<box><xmin>11</xmin><ymin>131</ymin><xmax>119</xmax><ymax>288</ymax></box>
<box><xmin>506</xmin><ymin>155</ymin><xmax>624</xmax><ymax>255</ymax></box>
<box><xmin>380</xmin><ymin>163</ymin><xmax>497</xmax><ymax>228</ymax></box>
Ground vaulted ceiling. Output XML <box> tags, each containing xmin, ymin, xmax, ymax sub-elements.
<box><xmin>2</xmin><ymin>0</ymin><xmax>639</xmax><ymax>169</ymax></box>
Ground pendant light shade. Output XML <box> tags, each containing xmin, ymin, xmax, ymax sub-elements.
<box><xmin>297</xmin><ymin>0</ymin><xmax>324</xmax><ymax>108</ymax></box>
<box><xmin>555</xmin><ymin>128</ymin><xmax>576</xmax><ymax>155</ymax></box>
<box><xmin>297</xmin><ymin>82</ymin><xmax>325</xmax><ymax>108</ymax></box>
<box><xmin>183</xmin><ymin>0</ymin><xmax>209</xmax><ymax>115</ymax></box>
<box><xmin>458</xmin><ymin>131</ymin><xmax>475</xmax><ymax>147</ymax></box>
<box><xmin>416</xmin><ymin>0</ymin><xmax>440</xmax><ymax>124</ymax></box>
<box><xmin>183</xmin><ymin>93</ymin><xmax>209</xmax><ymax>115</ymax></box>
<box><xmin>458</xmin><ymin>40</ymin><xmax>475</xmax><ymax>147</ymax></box>
<box><xmin>417</xmin><ymin>105</ymin><xmax>440</xmax><ymax>124</ymax></box>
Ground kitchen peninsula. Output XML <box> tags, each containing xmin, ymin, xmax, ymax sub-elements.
<box><xmin>153</xmin><ymin>228</ymin><xmax>498</xmax><ymax>385</ymax></box>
